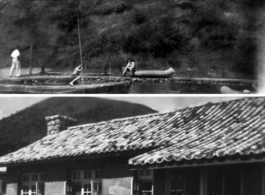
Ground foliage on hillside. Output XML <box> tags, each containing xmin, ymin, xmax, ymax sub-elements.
<box><xmin>0</xmin><ymin>0</ymin><xmax>263</xmax><ymax>77</ymax></box>
<box><xmin>0</xmin><ymin>97</ymin><xmax>156</xmax><ymax>156</ymax></box>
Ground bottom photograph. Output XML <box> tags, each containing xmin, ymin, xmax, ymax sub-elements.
<box><xmin>0</xmin><ymin>96</ymin><xmax>264</xmax><ymax>195</ymax></box>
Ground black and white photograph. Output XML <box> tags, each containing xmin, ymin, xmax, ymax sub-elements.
<box><xmin>0</xmin><ymin>0</ymin><xmax>265</xmax><ymax>195</ymax></box>
<box><xmin>0</xmin><ymin>96</ymin><xmax>264</xmax><ymax>195</ymax></box>
<box><xmin>0</xmin><ymin>0</ymin><xmax>264</xmax><ymax>94</ymax></box>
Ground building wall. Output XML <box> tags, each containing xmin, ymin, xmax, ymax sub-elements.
<box><xmin>6</xmin><ymin>156</ymin><xmax>134</xmax><ymax>195</ymax></box>
<box><xmin>152</xmin><ymin>162</ymin><xmax>265</xmax><ymax>195</ymax></box>
<box><xmin>0</xmin><ymin>173</ymin><xmax>6</xmax><ymax>195</ymax></box>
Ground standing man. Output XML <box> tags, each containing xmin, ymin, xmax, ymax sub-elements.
<box><xmin>9</xmin><ymin>45</ymin><xmax>21</xmax><ymax>77</ymax></box>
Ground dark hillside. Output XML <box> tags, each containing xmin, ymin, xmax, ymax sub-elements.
<box><xmin>0</xmin><ymin>0</ymin><xmax>264</xmax><ymax>78</ymax></box>
<box><xmin>0</xmin><ymin>97</ymin><xmax>156</xmax><ymax>156</ymax></box>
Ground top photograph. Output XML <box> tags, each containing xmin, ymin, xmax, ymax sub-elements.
<box><xmin>0</xmin><ymin>0</ymin><xmax>264</xmax><ymax>94</ymax></box>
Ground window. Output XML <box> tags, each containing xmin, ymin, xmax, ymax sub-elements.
<box><xmin>95</xmin><ymin>170</ymin><xmax>102</xmax><ymax>179</ymax></box>
<box><xmin>73</xmin><ymin>171</ymin><xmax>81</xmax><ymax>181</ymax></box>
<box><xmin>31</xmin><ymin>174</ymin><xmax>38</xmax><ymax>182</ymax></box>
<box><xmin>207</xmin><ymin>166</ymin><xmax>241</xmax><ymax>195</ymax></box>
<box><xmin>22</xmin><ymin>186</ymin><xmax>29</xmax><ymax>195</ymax></box>
<box><xmin>207</xmin><ymin>168</ymin><xmax>223</xmax><ymax>195</ymax></box>
<box><xmin>93</xmin><ymin>182</ymin><xmax>101</xmax><ymax>195</ymax></box>
<box><xmin>40</xmin><ymin>173</ymin><xmax>45</xmax><ymax>182</ymax></box>
<box><xmin>84</xmin><ymin>171</ymin><xmax>92</xmax><ymax>180</ymax></box>
<box><xmin>23</xmin><ymin>175</ymin><xmax>30</xmax><ymax>182</ymax></box>
<box><xmin>83</xmin><ymin>183</ymin><xmax>92</xmax><ymax>195</ymax></box>
<box><xmin>243</xmin><ymin>164</ymin><xmax>262</xmax><ymax>195</ymax></box>
<box><xmin>21</xmin><ymin>173</ymin><xmax>45</xmax><ymax>195</ymax></box>
<box><xmin>169</xmin><ymin>169</ymin><xmax>200</xmax><ymax>195</ymax></box>
<box><xmin>31</xmin><ymin>185</ymin><xmax>37</xmax><ymax>195</ymax></box>
<box><xmin>69</xmin><ymin>170</ymin><xmax>103</xmax><ymax>195</ymax></box>
<box><xmin>139</xmin><ymin>170</ymin><xmax>152</xmax><ymax>178</ymax></box>
<box><xmin>133</xmin><ymin>170</ymin><xmax>153</xmax><ymax>195</ymax></box>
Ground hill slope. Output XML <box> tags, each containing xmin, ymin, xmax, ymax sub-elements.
<box><xmin>0</xmin><ymin>0</ymin><xmax>263</xmax><ymax>78</ymax></box>
<box><xmin>0</xmin><ymin>97</ymin><xmax>156</xmax><ymax>156</ymax></box>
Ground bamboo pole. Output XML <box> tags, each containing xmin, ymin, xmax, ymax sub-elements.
<box><xmin>77</xmin><ymin>14</ymin><xmax>85</xmax><ymax>93</ymax></box>
<box><xmin>29</xmin><ymin>43</ymin><xmax>33</xmax><ymax>75</ymax></box>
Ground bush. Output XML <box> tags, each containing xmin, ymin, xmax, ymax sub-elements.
<box><xmin>130</xmin><ymin>8</ymin><xmax>149</xmax><ymax>25</ymax></box>
<box><xmin>92</xmin><ymin>1</ymin><xmax>132</xmax><ymax>15</ymax></box>
<box><xmin>114</xmin><ymin>2</ymin><xmax>132</xmax><ymax>13</ymax></box>
<box><xmin>93</xmin><ymin>4</ymin><xmax>115</xmax><ymax>15</ymax></box>
<box><xmin>123</xmin><ymin>13</ymin><xmax>179</xmax><ymax>57</ymax></box>
<box><xmin>232</xmin><ymin>36</ymin><xmax>257</xmax><ymax>75</ymax></box>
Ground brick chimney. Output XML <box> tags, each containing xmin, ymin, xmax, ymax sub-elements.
<box><xmin>45</xmin><ymin>115</ymin><xmax>77</xmax><ymax>135</ymax></box>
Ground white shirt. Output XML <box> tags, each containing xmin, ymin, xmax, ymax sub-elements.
<box><xmin>126</xmin><ymin>62</ymin><xmax>135</xmax><ymax>69</ymax></box>
<box><xmin>11</xmin><ymin>49</ymin><xmax>20</xmax><ymax>59</ymax></box>
<box><xmin>73</xmin><ymin>66</ymin><xmax>82</xmax><ymax>75</ymax></box>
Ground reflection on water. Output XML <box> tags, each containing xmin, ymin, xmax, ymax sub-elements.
<box><xmin>129</xmin><ymin>82</ymin><xmax>220</xmax><ymax>94</ymax></box>
<box><xmin>129</xmin><ymin>82</ymin><xmax>254</xmax><ymax>94</ymax></box>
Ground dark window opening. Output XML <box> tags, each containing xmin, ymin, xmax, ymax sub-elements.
<box><xmin>170</xmin><ymin>169</ymin><xmax>200</xmax><ymax>195</ymax></box>
<box><xmin>243</xmin><ymin>164</ymin><xmax>262</xmax><ymax>195</ymax></box>
<box><xmin>207</xmin><ymin>168</ymin><xmax>223</xmax><ymax>195</ymax></box>
<box><xmin>133</xmin><ymin>181</ymin><xmax>153</xmax><ymax>195</ymax></box>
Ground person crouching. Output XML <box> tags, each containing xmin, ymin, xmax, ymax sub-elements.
<box><xmin>122</xmin><ymin>59</ymin><xmax>135</xmax><ymax>77</ymax></box>
<box><xmin>69</xmin><ymin>65</ymin><xmax>82</xmax><ymax>86</ymax></box>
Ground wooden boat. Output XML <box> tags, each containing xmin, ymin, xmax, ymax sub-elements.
<box><xmin>0</xmin><ymin>76</ymin><xmax>132</xmax><ymax>94</ymax></box>
<box><xmin>220</xmin><ymin>86</ymin><xmax>251</xmax><ymax>94</ymax></box>
<box><xmin>133</xmin><ymin>67</ymin><xmax>175</xmax><ymax>78</ymax></box>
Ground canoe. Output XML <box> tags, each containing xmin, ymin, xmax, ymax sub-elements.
<box><xmin>133</xmin><ymin>67</ymin><xmax>175</xmax><ymax>78</ymax></box>
<box><xmin>0</xmin><ymin>77</ymin><xmax>132</xmax><ymax>94</ymax></box>
<box><xmin>220</xmin><ymin>86</ymin><xmax>251</xmax><ymax>94</ymax></box>
<box><xmin>0</xmin><ymin>81</ymin><xmax>131</xmax><ymax>94</ymax></box>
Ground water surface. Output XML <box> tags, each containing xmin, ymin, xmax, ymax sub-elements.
<box><xmin>0</xmin><ymin>68</ymin><xmax>253</xmax><ymax>94</ymax></box>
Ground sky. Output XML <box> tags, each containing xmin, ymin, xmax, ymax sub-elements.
<box><xmin>0</xmin><ymin>96</ymin><xmax>240</xmax><ymax>120</ymax></box>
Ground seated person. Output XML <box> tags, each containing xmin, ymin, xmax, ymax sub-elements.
<box><xmin>69</xmin><ymin>65</ymin><xmax>82</xmax><ymax>86</ymax></box>
<box><xmin>122</xmin><ymin>59</ymin><xmax>135</xmax><ymax>76</ymax></box>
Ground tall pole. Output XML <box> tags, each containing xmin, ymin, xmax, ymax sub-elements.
<box><xmin>77</xmin><ymin>14</ymin><xmax>85</xmax><ymax>93</ymax></box>
<box><xmin>109</xmin><ymin>62</ymin><xmax>111</xmax><ymax>75</ymax></box>
<box><xmin>77</xmin><ymin>15</ymin><xmax>83</xmax><ymax>68</ymax></box>
<box><xmin>29</xmin><ymin>43</ymin><xmax>33</xmax><ymax>75</ymax></box>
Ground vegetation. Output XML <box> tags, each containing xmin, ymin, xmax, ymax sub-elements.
<box><xmin>0</xmin><ymin>0</ymin><xmax>263</xmax><ymax>77</ymax></box>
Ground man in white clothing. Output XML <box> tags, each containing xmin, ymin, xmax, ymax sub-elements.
<box><xmin>122</xmin><ymin>59</ymin><xmax>135</xmax><ymax>76</ymax></box>
<box><xmin>9</xmin><ymin>46</ymin><xmax>21</xmax><ymax>77</ymax></box>
<box><xmin>69</xmin><ymin>65</ymin><xmax>83</xmax><ymax>86</ymax></box>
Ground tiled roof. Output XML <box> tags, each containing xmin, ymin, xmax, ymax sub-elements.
<box><xmin>0</xmin><ymin>98</ymin><xmax>264</xmax><ymax>166</ymax></box>
<box><xmin>129</xmin><ymin>97</ymin><xmax>265</xmax><ymax>165</ymax></box>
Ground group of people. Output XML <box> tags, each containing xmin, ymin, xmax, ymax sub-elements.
<box><xmin>6</xmin><ymin>49</ymin><xmax>255</xmax><ymax>93</ymax></box>
<box><xmin>8</xmin><ymin>45</ymin><xmax>84</xmax><ymax>85</ymax></box>
<box><xmin>69</xmin><ymin>59</ymin><xmax>135</xmax><ymax>86</ymax></box>
<box><xmin>8</xmin><ymin>45</ymin><xmax>135</xmax><ymax>83</ymax></box>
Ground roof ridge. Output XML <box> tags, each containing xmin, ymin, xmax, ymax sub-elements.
<box><xmin>67</xmin><ymin>97</ymin><xmax>247</xmax><ymax>130</ymax></box>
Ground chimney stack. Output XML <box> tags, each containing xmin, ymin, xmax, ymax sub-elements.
<box><xmin>46</xmin><ymin>115</ymin><xmax>77</xmax><ymax>135</ymax></box>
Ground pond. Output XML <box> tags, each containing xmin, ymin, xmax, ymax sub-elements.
<box><xmin>129</xmin><ymin>82</ymin><xmax>220</xmax><ymax>94</ymax></box>
<box><xmin>128</xmin><ymin>82</ymin><xmax>254</xmax><ymax>94</ymax></box>
<box><xmin>0</xmin><ymin>68</ymin><xmax>253</xmax><ymax>94</ymax></box>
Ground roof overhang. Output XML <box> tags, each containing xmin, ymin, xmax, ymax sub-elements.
<box><xmin>0</xmin><ymin>148</ymin><xmax>153</xmax><ymax>167</ymax></box>
<box><xmin>128</xmin><ymin>153</ymin><xmax>265</xmax><ymax>170</ymax></box>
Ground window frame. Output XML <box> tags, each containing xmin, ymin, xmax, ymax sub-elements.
<box><xmin>21</xmin><ymin>173</ymin><xmax>45</xmax><ymax>195</ymax></box>
<box><xmin>133</xmin><ymin>170</ymin><xmax>153</xmax><ymax>195</ymax></box>
<box><xmin>70</xmin><ymin>170</ymin><xmax>103</xmax><ymax>195</ymax></box>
